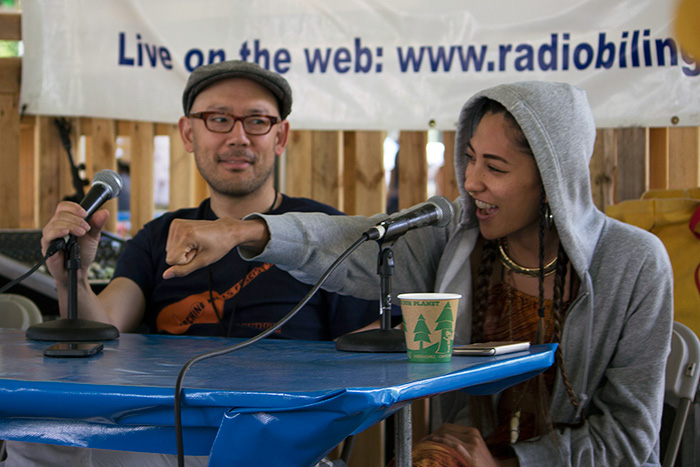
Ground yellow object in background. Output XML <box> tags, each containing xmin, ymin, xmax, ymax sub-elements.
<box><xmin>607</xmin><ymin>188</ymin><xmax>700</xmax><ymax>336</ymax></box>
<box><xmin>675</xmin><ymin>0</ymin><xmax>700</xmax><ymax>60</ymax></box>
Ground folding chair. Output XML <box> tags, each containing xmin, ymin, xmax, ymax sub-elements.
<box><xmin>0</xmin><ymin>293</ymin><xmax>43</xmax><ymax>330</ymax></box>
<box><xmin>663</xmin><ymin>321</ymin><xmax>700</xmax><ymax>467</ymax></box>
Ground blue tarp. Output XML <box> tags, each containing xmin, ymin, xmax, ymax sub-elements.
<box><xmin>0</xmin><ymin>330</ymin><xmax>555</xmax><ymax>466</ymax></box>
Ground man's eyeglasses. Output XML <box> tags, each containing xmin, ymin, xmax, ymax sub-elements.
<box><xmin>188</xmin><ymin>111</ymin><xmax>280</xmax><ymax>135</ymax></box>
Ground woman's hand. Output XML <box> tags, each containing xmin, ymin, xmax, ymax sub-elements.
<box><xmin>419</xmin><ymin>424</ymin><xmax>518</xmax><ymax>467</ymax></box>
<box><xmin>163</xmin><ymin>217</ymin><xmax>270</xmax><ymax>279</ymax></box>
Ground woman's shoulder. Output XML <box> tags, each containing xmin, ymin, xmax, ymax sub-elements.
<box><xmin>596</xmin><ymin>216</ymin><xmax>671</xmax><ymax>269</ymax></box>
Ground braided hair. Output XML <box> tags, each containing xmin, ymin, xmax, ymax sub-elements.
<box><xmin>469</xmin><ymin>100</ymin><xmax>581</xmax><ymax>414</ymax></box>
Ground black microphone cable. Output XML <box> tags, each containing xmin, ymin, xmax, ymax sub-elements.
<box><xmin>0</xmin><ymin>250</ymin><xmax>52</xmax><ymax>295</ymax></box>
<box><xmin>174</xmin><ymin>234</ymin><xmax>370</xmax><ymax>467</ymax></box>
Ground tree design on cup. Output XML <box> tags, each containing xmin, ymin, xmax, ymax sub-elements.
<box><xmin>435</xmin><ymin>301</ymin><xmax>454</xmax><ymax>355</ymax></box>
<box><xmin>399</xmin><ymin>293</ymin><xmax>460</xmax><ymax>363</ymax></box>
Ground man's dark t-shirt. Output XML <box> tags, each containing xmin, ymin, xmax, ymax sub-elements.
<box><xmin>113</xmin><ymin>196</ymin><xmax>379</xmax><ymax>340</ymax></box>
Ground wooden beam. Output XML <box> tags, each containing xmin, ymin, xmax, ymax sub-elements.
<box><xmin>0</xmin><ymin>56</ymin><xmax>21</xmax><ymax>94</ymax></box>
<box><xmin>440</xmin><ymin>131</ymin><xmax>460</xmax><ymax>202</ymax></box>
<box><xmin>285</xmin><ymin>130</ymin><xmax>344</xmax><ymax>210</ymax></box>
<box><xmin>90</xmin><ymin>118</ymin><xmax>118</xmax><ymax>233</ymax></box>
<box><xmin>285</xmin><ymin>130</ymin><xmax>313</xmax><ymax>199</ymax></box>
<box><xmin>155</xmin><ymin>123</ymin><xmax>172</xmax><ymax>136</ymax></box>
<box><xmin>343</xmin><ymin>131</ymin><xmax>386</xmax><ymax>216</ymax></box>
<box><xmin>116</xmin><ymin>120</ymin><xmax>130</xmax><ymax>138</ymax></box>
<box><xmin>648</xmin><ymin>128</ymin><xmax>669</xmax><ymax>190</ymax></box>
<box><xmin>80</xmin><ymin>117</ymin><xmax>92</xmax><ymax>137</ymax></box>
<box><xmin>19</xmin><ymin>114</ymin><xmax>35</xmax><ymax>130</ymax></box>
<box><xmin>311</xmin><ymin>131</ymin><xmax>343</xmax><ymax>210</ymax></box>
<box><xmin>19</xmin><ymin>120</ymin><xmax>37</xmax><ymax>228</ymax></box>
<box><xmin>397</xmin><ymin>131</ymin><xmax>428</xmax><ymax>210</ymax></box>
<box><xmin>36</xmin><ymin>117</ymin><xmax>64</xmax><ymax>227</ymax></box>
<box><xmin>193</xmin><ymin>167</ymin><xmax>209</xmax><ymax>206</ymax></box>
<box><xmin>0</xmin><ymin>93</ymin><xmax>19</xmax><ymax>227</ymax></box>
<box><xmin>0</xmin><ymin>12</ymin><xmax>21</xmax><ymax>41</ymax></box>
<box><xmin>168</xmin><ymin>124</ymin><xmax>198</xmax><ymax>210</ymax></box>
<box><xmin>56</xmin><ymin>118</ymin><xmax>85</xmax><ymax>207</ymax></box>
<box><xmin>669</xmin><ymin>126</ymin><xmax>700</xmax><ymax>188</ymax></box>
<box><xmin>590</xmin><ymin>129</ymin><xmax>616</xmax><ymax>210</ymax></box>
<box><xmin>615</xmin><ymin>128</ymin><xmax>647</xmax><ymax>202</ymax></box>
<box><xmin>127</xmin><ymin>121</ymin><xmax>155</xmax><ymax>236</ymax></box>
<box><xmin>348</xmin><ymin>422</ymin><xmax>385</xmax><ymax>467</ymax></box>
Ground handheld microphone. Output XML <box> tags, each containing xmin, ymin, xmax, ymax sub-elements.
<box><xmin>364</xmin><ymin>195</ymin><xmax>454</xmax><ymax>242</ymax></box>
<box><xmin>46</xmin><ymin>169</ymin><xmax>123</xmax><ymax>257</ymax></box>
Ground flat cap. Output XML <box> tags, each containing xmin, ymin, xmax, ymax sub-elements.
<box><xmin>182</xmin><ymin>60</ymin><xmax>292</xmax><ymax>119</ymax></box>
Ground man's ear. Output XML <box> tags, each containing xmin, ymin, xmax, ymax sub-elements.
<box><xmin>178</xmin><ymin>116</ymin><xmax>195</xmax><ymax>153</ymax></box>
<box><xmin>274</xmin><ymin>120</ymin><xmax>290</xmax><ymax>156</ymax></box>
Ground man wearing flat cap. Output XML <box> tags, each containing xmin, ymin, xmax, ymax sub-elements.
<box><xmin>40</xmin><ymin>59</ymin><xmax>378</xmax><ymax>341</ymax></box>
<box><xmin>12</xmin><ymin>61</ymin><xmax>379</xmax><ymax>466</ymax></box>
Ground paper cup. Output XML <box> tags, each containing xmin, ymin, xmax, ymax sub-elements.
<box><xmin>398</xmin><ymin>293</ymin><xmax>461</xmax><ymax>363</ymax></box>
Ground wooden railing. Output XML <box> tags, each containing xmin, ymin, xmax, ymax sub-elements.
<box><xmin>2</xmin><ymin>10</ymin><xmax>700</xmax><ymax>466</ymax></box>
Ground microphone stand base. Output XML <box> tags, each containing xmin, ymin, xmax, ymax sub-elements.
<box><xmin>336</xmin><ymin>329</ymin><xmax>406</xmax><ymax>353</ymax></box>
<box><xmin>26</xmin><ymin>319</ymin><xmax>119</xmax><ymax>342</ymax></box>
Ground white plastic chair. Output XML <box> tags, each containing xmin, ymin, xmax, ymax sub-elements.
<box><xmin>0</xmin><ymin>293</ymin><xmax>43</xmax><ymax>330</ymax></box>
<box><xmin>663</xmin><ymin>321</ymin><xmax>700</xmax><ymax>467</ymax></box>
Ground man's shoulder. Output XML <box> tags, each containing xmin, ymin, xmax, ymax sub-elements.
<box><xmin>144</xmin><ymin>206</ymin><xmax>202</xmax><ymax>227</ymax></box>
<box><xmin>277</xmin><ymin>195</ymin><xmax>345</xmax><ymax>216</ymax></box>
<box><xmin>134</xmin><ymin>202</ymin><xmax>208</xmax><ymax>241</ymax></box>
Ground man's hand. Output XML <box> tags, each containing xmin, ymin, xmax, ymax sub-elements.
<box><xmin>40</xmin><ymin>201</ymin><xmax>109</xmax><ymax>287</ymax></box>
<box><xmin>163</xmin><ymin>217</ymin><xmax>270</xmax><ymax>279</ymax></box>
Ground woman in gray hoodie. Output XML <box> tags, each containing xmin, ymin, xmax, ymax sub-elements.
<box><xmin>165</xmin><ymin>81</ymin><xmax>674</xmax><ymax>466</ymax></box>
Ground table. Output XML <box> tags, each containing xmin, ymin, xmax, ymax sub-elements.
<box><xmin>0</xmin><ymin>330</ymin><xmax>555</xmax><ymax>466</ymax></box>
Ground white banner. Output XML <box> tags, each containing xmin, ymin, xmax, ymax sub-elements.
<box><xmin>19</xmin><ymin>0</ymin><xmax>700</xmax><ymax>130</ymax></box>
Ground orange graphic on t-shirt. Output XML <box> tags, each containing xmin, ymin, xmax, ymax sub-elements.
<box><xmin>157</xmin><ymin>262</ymin><xmax>274</xmax><ymax>334</ymax></box>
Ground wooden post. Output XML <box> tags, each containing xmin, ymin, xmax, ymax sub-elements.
<box><xmin>19</xmin><ymin>117</ymin><xmax>37</xmax><ymax>228</ymax></box>
<box><xmin>669</xmin><ymin>126</ymin><xmax>700</xmax><ymax>188</ymax></box>
<box><xmin>286</xmin><ymin>130</ymin><xmax>343</xmax><ymax>210</ymax></box>
<box><xmin>347</xmin><ymin>423</ymin><xmax>386</xmax><ymax>467</ymax></box>
<box><xmin>193</xmin><ymin>167</ymin><xmax>210</xmax><ymax>205</ymax></box>
<box><xmin>590</xmin><ymin>129</ymin><xmax>617</xmax><ymax>210</ymax></box>
<box><xmin>36</xmin><ymin>116</ymin><xmax>65</xmax><ymax>227</ymax></box>
<box><xmin>440</xmin><ymin>131</ymin><xmax>460</xmax><ymax>202</ymax></box>
<box><xmin>311</xmin><ymin>131</ymin><xmax>344</xmax><ymax>211</ymax></box>
<box><xmin>0</xmin><ymin>56</ymin><xmax>21</xmax><ymax>228</ymax></box>
<box><xmin>128</xmin><ymin>121</ymin><xmax>155</xmax><ymax>236</ymax></box>
<box><xmin>398</xmin><ymin>131</ymin><xmax>428</xmax><ymax>209</ymax></box>
<box><xmin>648</xmin><ymin>128</ymin><xmax>669</xmax><ymax>190</ymax></box>
<box><xmin>340</xmin><ymin>110</ymin><xmax>389</xmax><ymax>458</ymax></box>
<box><xmin>343</xmin><ymin>131</ymin><xmax>386</xmax><ymax>216</ymax></box>
<box><xmin>90</xmin><ymin>118</ymin><xmax>119</xmax><ymax>233</ymax></box>
<box><xmin>285</xmin><ymin>130</ymin><xmax>313</xmax><ymax>199</ymax></box>
<box><xmin>615</xmin><ymin>128</ymin><xmax>647</xmax><ymax>202</ymax></box>
<box><xmin>0</xmin><ymin>12</ymin><xmax>21</xmax><ymax>41</ymax></box>
<box><xmin>0</xmin><ymin>94</ymin><xmax>20</xmax><ymax>228</ymax></box>
<box><xmin>168</xmin><ymin>124</ymin><xmax>198</xmax><ymax>210</ymax></box>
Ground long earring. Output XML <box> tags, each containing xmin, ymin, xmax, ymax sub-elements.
<box><xmin>545</xmin><ymin>203</ymin><xmax>554</xmax><ymax>230</ymax></box>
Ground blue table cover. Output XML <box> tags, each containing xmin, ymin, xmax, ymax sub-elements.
<box><xmin>0</xmin><ymin>330</ymin><xmax>555</xmax><ymax>466</ymax></box>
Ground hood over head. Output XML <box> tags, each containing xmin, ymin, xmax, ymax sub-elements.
<box><xmin>454</xmin><ymin>81</ymin><xmax>604</xmax><ymax>277</ymax></box>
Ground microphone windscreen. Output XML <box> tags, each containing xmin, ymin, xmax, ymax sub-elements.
<box><xmin>93</xmin><ymin>169</ymin><xmax>123</xmax><ymax>199</ymax></box>
<box><xmin>427</xmin><ymin>195</ymin><xmax>454</xmax><ymax>228</ymax></box>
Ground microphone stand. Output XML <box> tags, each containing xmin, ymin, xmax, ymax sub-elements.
<box><xmin>25</xmin><ymin>236</ymin><xmax>119</xmax><ymax>341</ymax></box>
<box><xmin>335</xmin><ymin>241</ymin><xmax>406</xmax><ymax>352</ymax></box>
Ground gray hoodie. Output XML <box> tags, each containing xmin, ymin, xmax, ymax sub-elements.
<box><xmin>244</xmin><ymin>81</ymin><xmax>674</xmax><ymax>466</ymax></box>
